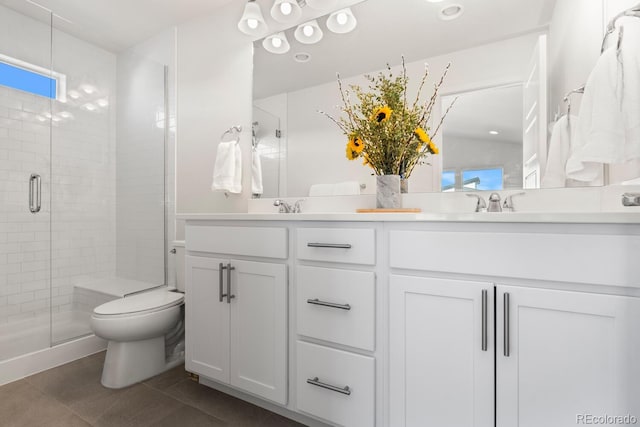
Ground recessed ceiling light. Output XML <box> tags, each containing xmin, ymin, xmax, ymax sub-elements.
<box><xmin>489</xmin><ymin>130</ymin><xmax>499</xmax><ymax>135</ymax></box>
<box><xmin>439</xmin><ymin>4</ymin><xmax>464</xmax><ymax>20</ymax></box>
<box><xmin>293</xmin><ymin>52</ymin><xmax>311</xmax><ymax>63</ymax></box>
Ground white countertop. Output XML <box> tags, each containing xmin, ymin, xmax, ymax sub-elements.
<box><xmin>177</xmin><ymin>211</ymin><xmax>640</xmax><ymax>224</ymax></box>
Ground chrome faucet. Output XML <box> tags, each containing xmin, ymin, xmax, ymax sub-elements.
<box><xmin>273</xmin><ymin>199</ymin><xmax>304</xmax><ymax>213</ymax></box>
<box><xmin>502</xmin><ymin>192</ymin><xmax>525</xmax><ymax>212</ymax></box>
<box><xmin>487</xmin><ymin>193</ymin><xmax>502</xmax><ymax>212</ymax></box>
<box><xmin>466</xmin><ymin>193</ymin><xmax>487</xmax><ymax>212</ymax></box>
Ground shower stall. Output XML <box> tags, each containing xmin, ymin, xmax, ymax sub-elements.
<box><xmin>0</xmin><ymin>1</ymin><xmax>174</xmax><ymax>382</ymax></box>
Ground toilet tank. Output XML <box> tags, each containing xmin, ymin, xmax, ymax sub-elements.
<box><xmin>172</xmin><ymin>240</ymin><xmax>186</xmax><ymax>292</ymax></box>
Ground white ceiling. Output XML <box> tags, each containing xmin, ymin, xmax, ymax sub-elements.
<box><xmin>0</xmin><ymin>0</ymin><xmax>236</xmax><ymax>52</ymax></box>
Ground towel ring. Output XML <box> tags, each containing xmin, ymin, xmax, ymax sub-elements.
<box><xmin>221</xmin><ymin>125</ymin><xmax>242</xmax><ymax>142</ymax></box>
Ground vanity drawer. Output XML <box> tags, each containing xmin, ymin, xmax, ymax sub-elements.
<box><xmin>297</xmin><ymin>266</ymin><xmax>375</xmax><ymax>351</ymax></box>
<box><xmin>185</xmin><ymin>225</ymin><xmax>287</xmax><ymax>259</ymax></box>
<box><xmin>296</xmin><ymin>341</ymin><xmax>375</xmax><ymax>427</ymax></box>
<box><xmin>296</xmin><ymin>227</ymin><xmax>375</xmax><ymax>265</ymax></box>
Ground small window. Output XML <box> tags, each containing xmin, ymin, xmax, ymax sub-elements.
<box><xmin>462</xmin><ymin>168</ymin><xmax>503</xmax><ymax>191</ymax></box>
<box><xmin>441</xmin><ymin>170</ymin><xmax>456</xmax><ymax>192</ymax></box>
<box><xmin>0</xmin><ymin>54</ymin><xmax>66</xmax><ymax>101</ymax></box>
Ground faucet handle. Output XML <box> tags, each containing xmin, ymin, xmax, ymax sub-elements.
<box><xmin>273</xmin><ymin>199</ymin><xmax>290</xmax><ymax>213</ymax></box>
<box><xmin>293</xmin><ymin>199</ymin><xmax>305</xmax><ymax>213</ymax></box>
<box><xmin>466</xmin><ymin>193</ymin><xmax>487</xmax><ymax>212</ymax></box>
<box><xmin>503</xmin><ymin>192</ymin><xmax>525</xmax><ymax>212</ymax></box>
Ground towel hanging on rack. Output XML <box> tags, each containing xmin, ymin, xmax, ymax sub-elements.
<box><xmin>212</xmin><ymin>140</ymin><xmax>242</xmax><ymax>194</ymax></box>
<box><xmin>566</xmin><ymin>21</ymin><xmax>640</xmax><ymax>182</ymax></box>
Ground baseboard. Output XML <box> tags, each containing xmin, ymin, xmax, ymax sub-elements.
<box><xmin>0</xmin><ymin>335</ymin><xmax>107</xmax><ymax>386</ymax></box>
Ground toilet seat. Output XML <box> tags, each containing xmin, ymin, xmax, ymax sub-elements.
<box><xmin>93</xmin><ymin>289</ymin><xmax>184</xmax><ymax>318</ymax></box>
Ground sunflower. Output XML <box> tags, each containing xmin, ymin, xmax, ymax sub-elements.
<box><xmin>348</xmin><ymin>135</ymin><xmax>365</xmax><ymax>153</ymax></box>
<box><xmin>345</xmin><ymin>143</ymin><xmax>359</xmax><ymax>160</ymax></box>
<box><xmin>370</xmin><ymin>106</ymin><xmax>392</xmax><ymax>123</ymax></box>
<box><xmin>427</xmin><ymin>140</ymin><xmax>439</xmax><ymax>155</ymax></box>
<box><xmin>414</xmin><ymin>127</ymin><xmax>431</xmax><ymax>144</ymax></box>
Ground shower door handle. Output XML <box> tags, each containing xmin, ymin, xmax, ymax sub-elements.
<box><xmin>29</xmin><ymin>173</ymin><xmax>41</xmax><ymax>214</ymax></box>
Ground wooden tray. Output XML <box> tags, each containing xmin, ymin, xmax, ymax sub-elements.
<box><xmin>356</xmin><ymin>208</ymin><xmax>422</xmax><ymax>213</ymax></box>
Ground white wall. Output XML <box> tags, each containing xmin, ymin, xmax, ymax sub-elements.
<box><xmin>176</xmin><ymin>3</ymin><xmax>253</xmax><ymax>216</ymax></box>
<box><xmin>283</xmin><ymin>33</ymin><xmax>539</xmax><ymax>196</ymax></box>
<box><xmin>116</xmin><ymin>29</ymin><xmax>175</xmax><ymax>285</ymax></box>
<box><xmin>0</xmin><ymin>4</ymin><xmax>117</xmax><ymax>327</ymax></box>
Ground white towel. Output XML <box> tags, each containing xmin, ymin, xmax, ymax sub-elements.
<box><xmin>251</xmin><ymin>149</ymin><xmax>263</xmax><ymax>195</ymax></box>
<box><xmin>309</xmin><ymin>183</ymin><xmax>334</xmax><ymax>197</ymax></box>
<box><xmin>566</xmin><ymin>22</ymin><xmax>640</xmax><ymax>182</ymax></box>
<box><xmin>332</xmin><ymin>181</ymin><xmax>361</xmax><ymax>196</ymax></box>
<box><xmin>542</xmin><ymin>115</ymin><xmax>576</xmax><ymax>188</ymax></box>
<box><xmin>211</xmin><ymin>140</ymin><xmax>242</xmax><ymax>194</ymax></box>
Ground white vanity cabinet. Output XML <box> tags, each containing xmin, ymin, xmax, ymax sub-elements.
<box><xmin>389</xmin><ymin>275</ymin><xmax>495</xmax><ymax>427</ymax></box>
<box><xmin>388</xmin><ymin>225</ymin><xmax>640</xmax><ymax>427</ymax></box>
<box><xmin>184</xmin><ymin>225</ymin><xmax>288</xmax><ymax>405</ymax></box>
<box><xmin>496</xmin><ymin>285</ymin><xmax>640</xmax><ymax>427</ymax></box>
<box><xmin>294</xmin><ymin>226</ymin><xmax>377</xmax><ymax>427</ymax></box>
<box><xmin>182</xmin><ymin>217</ymin><xmax>639</xmax><ymax>427</ymax></box>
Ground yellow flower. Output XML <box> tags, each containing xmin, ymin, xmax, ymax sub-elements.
<box><xmin>348</xmin><ymin>135</ymin><xmax>365</xmax><ymax>153</ymax></box>
<box><xmin>345</xmin><ymin>143</ymin><xmax>359</xmax><ymax>160</ymax></box>
<box><xmin>371</xmin><ymin>106</ymin><xmax>392</xmax><ymax>123</ymax></box>
<box><xmin>427</xmin><ymin>140</ymin><xmax>439</xmax><ymax>155</ymax></box>
<box><xmin>414</xmin><ymin>127</ymin><xmax>431</xmax><ymax>144</ymax></box>
<box><xmin>363</xmin><ymin>154</ymin><xmax>373</xmax><ymax>168</ymax></box>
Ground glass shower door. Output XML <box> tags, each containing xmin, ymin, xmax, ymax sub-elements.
<box><xmin>0</xmin><ymin>2</ymin><xmax>52</xmax><ymax>361</ymax></box>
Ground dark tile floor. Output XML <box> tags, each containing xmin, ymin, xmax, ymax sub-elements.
<box><xmin>0</xmin><ymin>352</ymin><xmax>305</xmax><ymax>427</ymax></box>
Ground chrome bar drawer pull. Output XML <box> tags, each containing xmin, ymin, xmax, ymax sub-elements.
<box><xmin>226</xmin><ymin>263</ymin><xmax>236</xmax><ymax>304</ymax></box>
<box><xmin>504</xmin><ymin>292</ymin><xmax>510</xmax><ymax>357</ymax></box>
<box><xmin>29</xmin><ymin>173</ymin><xmax>41</xmax><ymax>214</ymax></box>
<box><xmin>218</xmin><ymin>263</ymin><xmax>227</xmax><ymax>302</ymax></box>
<box><xmin>307</xmin><ymin>243</ymin><xmax>352</xmax><ymax>249</ymax></box>
<box><xmin>306</xmin><ymin>377</ymin><xmax>351</xmax><ymax>396</ymax></box>
<box><xmin>307</xmin><ymin>298</ymin><xmax>351</xmax><ymax>311</ymax></box>
<box><xmin>481</xmin><ymin>289</ymin><xmax>488</xmax><ymax>352</ymax></box>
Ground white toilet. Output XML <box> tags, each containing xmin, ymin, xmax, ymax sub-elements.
<box><xmin>90</xmin><ymin>242</ymin><xmax>186</xmax><ymax>389</ymax></box>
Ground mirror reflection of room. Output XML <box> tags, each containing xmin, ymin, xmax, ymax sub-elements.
<box><xmin>252</xmin><ymin>0</ymin><xmax>640</xmax><ymax>198</ymax></box>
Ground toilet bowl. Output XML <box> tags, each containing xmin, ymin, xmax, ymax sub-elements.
<box><xmin>91</xmin><ymin>241</ymin><xmax>187</xmax><ymax>389</ymax></box>
<box><xmin>91</xmin><ymin>288</ymin><xmax>184</xmax><ymax>388</ymax></box>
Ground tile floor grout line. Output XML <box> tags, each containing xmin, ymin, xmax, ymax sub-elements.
<box><xmin>142</xmin><ymin>378</ymin><xmax>229</xmax><ymax>424</ymax></box>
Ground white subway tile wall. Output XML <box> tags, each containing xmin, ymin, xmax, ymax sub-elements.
<box><xmin>0</xmin><ymin>86</ymin><xmax>54</xmax><ymax>326</ymax></box>
<box><xmin>0</xmin><ymin>4</ymin><xmax>175</xmax><ymax>357</ymax></box>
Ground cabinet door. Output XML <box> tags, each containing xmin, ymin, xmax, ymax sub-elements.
<box><xmin>229</xmin><ymin>260</ymin><xmax>288</xmax><ymax>405</ymax></box>
<box><xmin>497</xmin><ymin>286</ymin><xmax>640</xmax><ymax>427</ymax></box>
<box><xmin>390</xmin><ymin>275</ymin><xmax>495</xmax><ymax>427</ymax></box>
<box><xmin>185</xmin><ymin>256</ymin><xmax>230</xmax><ymax>383</ymax></box>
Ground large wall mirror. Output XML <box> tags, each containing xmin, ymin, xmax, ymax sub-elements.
<box><xmin>252</xmin><ymin>0</ymin><xmax>640</xmax><ymax>198</ymax></box>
